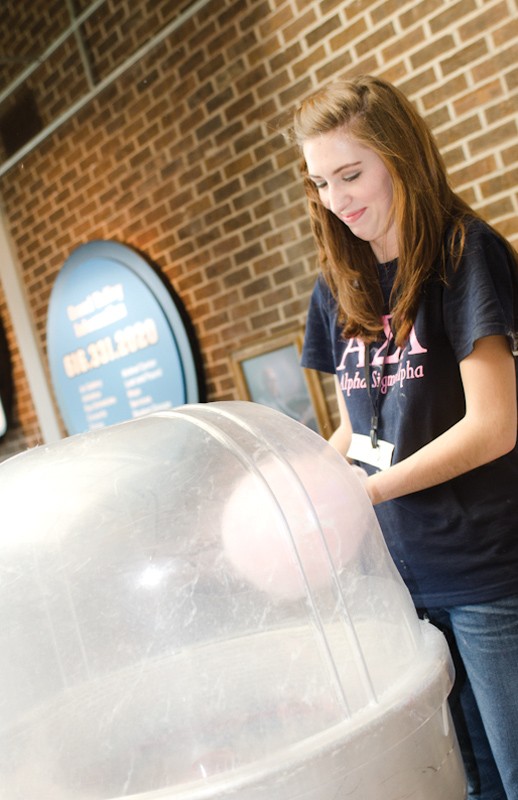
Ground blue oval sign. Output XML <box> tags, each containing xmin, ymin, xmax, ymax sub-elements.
<box><xmin>47</xmin><ymin>241</ymin><xmax>203</xmax><ymax>434</ymax></box>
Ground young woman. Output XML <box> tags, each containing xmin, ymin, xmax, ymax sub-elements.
<box><xmin>293</xmin><ymin>75</ymin><xmax>518</xmax><ymax>800</ymax></box>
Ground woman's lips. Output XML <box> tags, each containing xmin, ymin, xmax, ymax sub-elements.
<box><xmin>341</xmin><ymin>208</ymin><xmax>366</xmax><ymax>224</ymax></box>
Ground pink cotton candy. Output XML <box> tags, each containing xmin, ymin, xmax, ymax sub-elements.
<box><xmin>221</xmin><ymin>455</ymin><xmax>369</xmax><ymax>600</ymax></box>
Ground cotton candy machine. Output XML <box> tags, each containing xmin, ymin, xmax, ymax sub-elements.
<box><xmin>0</xmin><ymin>401</ymin><xmax>466</xmax><ymax>799</ymax></box>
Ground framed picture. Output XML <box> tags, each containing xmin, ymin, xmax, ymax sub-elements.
<box><xmin>231</xmin><ymin>330</ymin><xmax>331</xmax><ymax>437</ymax></box>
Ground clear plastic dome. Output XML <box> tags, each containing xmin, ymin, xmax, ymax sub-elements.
<box><xmin>0</xmin><ymin>401</ymin><xmax>466</xmax><ymax>799</ymax></box>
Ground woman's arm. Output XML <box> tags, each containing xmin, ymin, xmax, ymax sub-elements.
<box><xmin>366</xmin><ymin>335</ymin><xmax>517</xmax><ymax>505</ymax></box>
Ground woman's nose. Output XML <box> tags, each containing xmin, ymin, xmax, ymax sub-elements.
<box><xmin>327</xmin><ymin>183</ymin><xmax>350</xmax><ymax>215</ymax></box>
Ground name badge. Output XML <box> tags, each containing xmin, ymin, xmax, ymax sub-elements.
<box><xmin>347</xmin><ymin>433</ymin><xmax>394</xmax><ymax>471</ymax></box>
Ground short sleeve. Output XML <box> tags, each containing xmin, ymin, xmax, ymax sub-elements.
<box><xmin>442</xmin><ymin>222</ymin><xmax>517</xmax><ymax>362</ymax></box>
<box><xmin>301</xmin><ymin>275</ymin><xmax>337</xmax><ymax>374</ymax></box>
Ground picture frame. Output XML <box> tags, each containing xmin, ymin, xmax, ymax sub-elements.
<box><xmin>231</xmin><ymin>330</ymin><xmax>331</xmax><ymax>437</ymax></box>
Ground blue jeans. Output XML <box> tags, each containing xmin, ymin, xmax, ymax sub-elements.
<box><xmin>419</xmin><ymin>596</ymin><xmax>518</xmax><ymax>800</ymax></box>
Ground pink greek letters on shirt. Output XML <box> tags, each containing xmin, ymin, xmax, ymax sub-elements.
<box><xmin>336</xmin><ymin>314</ymin><xmax>427</xmax><ymax>371</ymax></box>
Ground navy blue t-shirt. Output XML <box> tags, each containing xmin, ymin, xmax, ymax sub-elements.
<box><xmin>302</xmin><ymin>220</ymin><xmax>518</xmax><ymax>606</ymax></box>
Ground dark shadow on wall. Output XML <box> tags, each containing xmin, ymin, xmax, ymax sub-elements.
<box><xmin>0</xmin><ymin>316</ymin><xmax>14</xmax><ymax>438</ymax></box>
<box><xmin>128</xmin><ymin>242</ymin><xmax>207</xmax><ymax>404</ymax></box>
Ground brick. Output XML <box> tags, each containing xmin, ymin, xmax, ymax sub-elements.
<box><xmin>505</xmin><ymin>67</ymin><xmax>518</xmax><ymax>92</ymax></box>
<box><xmin>411</xmin><ymin>34</ymin><xmax>455</xmax><ymax>69</ymax></box>
<box><xmin>263</xmin><ymin>284</ymin><xmax>294</xmax><ymax>307</ymax></box>
<box><xmin>306</xmin><ymin>14</ymin><xmax>341</xmax><ymax>48</ymax></box>
<box><xmin>240</xmin><ymin>2</ymin><xmax>271</xmax><ymax>32</ymax></box>
<box><xmin>429</xmin><ymin>0</ymin><xmax>477</xmax><ymax>34</ymax></box>
<box><xmin>441</xmin><ymin>40</ymin><xmax>489</xmax><ymax>76</ymax></box>
<box><xmin>452</xmin><ymin>79</ymin><xmax>503</xmax><ymax>117</ymax></box>
<box><xmin>450</xmin><ymin>155</ymin><xmax>498</xmax><ymax>189</ymax></box>
<box><xmin>321</xmin><ymin>0</ymin><xmax>348</xmax><ymax>12</ymax></box>
<box><xmin>234</xmin><ymin>243</ymin><xmax>263</xmax><ymax>266</ymax></box>
<box><xmin>1</xmin><ymin>0</ymin><xmax>517</xmax><ymax>459</ymax></box>
<box><xmin>253</xmin><ymin>251</ymin><xmax>284</xmax><ymax>274</ymax></box>
<box><xmin>279</xmin><ymin>76</ymin><xmax>313</xmax><ymax>107</ymax></box>
<box><xmin>456</xmin><ymin>182</ymin><xmax>481</xmax><ymax>206</ymax></box>
<box><xmin>283</xmin><ymin>9</ymin><xmax>318</xmax><ymax>43</ymax></box>
<box><xmin>479</xmin><ymin>167</ymin><xmax>518</xmax><ymax>198</ymax></box>
<box><xmin>203</xmin><ymin>86</ymin><xmax>232</xmax><ymax>115</ymax></box>
<box><xmin>472</xmin><ymin>46</ymin><xmax>518</xmax><ymax>82</ymax></box>
<box><xmin>233</xmin><ymin>187</ymin><xmax>262</xmax><ymax>211</ymax></box>
<box><xmin>198</xmin><ymin>54</ymin><xmax>225</xmax><ymax>82</ymax></box>
<box><xmin>236</xmin><ymin>64</ymin><xmax>269</xmax><ymax>93</ymax></box>
<box><xmin>356</xmin><ymin>22</ymin><xmax>396</xmax><ymax>57</ymax></box>
<box><xmin>316</xmin><ymin>50</ymin><xmax>354</xmax><ymax>82</ymax></box>
<box><xmin>469</xmin><ymin>121</ymin><xmax>518</xmax><ymax>156</ymax></box>
<box><xmin>476</xmin><ymin>197</ymin><xmax>514</xmax><ymax>219</ymax></box>
<box><xmin>283</xmin><ymin>296</ymin><xmax>311</xmax><ymax>316</ymax></box>
<box><xmin>285</xmin><ymin>236</ymin><xmax>319</xmax><ymax>262</ymax></box>
<box><xmin>292</xmin><ymin>44</ymin><xmax>326</xmax><ymax>79</ymax></box>
<box><xmin>178</xmin><ymin>50</ymin><xmax>204</xmax><ymax>79</ymax></box>
<box><xmin>195</xmin><ymin>115</ymin><xmax>224</xmax><ymax>142</ymax></box>
<box><xmin>243</xmin><ymin>219</ymin><xmax>273</xmax><ymax>242</ymax></box>
<box><xmin>189</xmin><ymin>19</ymin><xmax>216</xmax><ymax>49</ymax></box>
<box><xmin>234</xmin><ymin>127</ymin><xmax>263</xmax><ymax>153</ymax></box>
<box><xmin>250</xmin><ymin>308</ymin><xmax>281</xmax><ymax>329</ymax></box>
<box><xmin>223</xmin><ymin>266</ymin><xmax>251</xmax><ymax>287</ymax></box>
<box><xmin>485</xmin><ymin>97</ymin><xmax>518</xmax><ymax>125</ymax></box>
<box><xmin>202</xmin><ymin>311</ymin><xmax>231</xmax><ymax>332</ymax></box>
<box><xmin>205</xmin><ymin>146</ymin><xmax>233</xmax><ymax>175</ymax></box>
<box><xmin>435</xmin><ymin>115</ymin><xmax>482</xmax><ymax>149</ymax></box>
<box><xmin>216</xmin><ymin>120</ymin><xmax>244</xmax><ymax>147</ymax></box>
<box><xmin>271</xmin><ymin>42</ymin><xmax>303</xmax><ymax>73</ymax></box>
<box><xmin>254</xmin><ymin>133</ymin><xmax>287</xmax><ymax>162</ymax></box>
<box><xmin>492</xmin><ymin>17</ymin><xmax>518</xmax><ymax>48</ymax></box>
<box><xmin>382</xmin><ymin>26</ymin><xmax>426</xmax><ymax>64</ymax></box>
<box><xmin>223</xmin><ymin>211</ymin><xmax>253</xmax><ymax>233</ymax></box>
<box><xmin>207</xmin><ymin>24</ymin><xmax>239</xmax><ymax>57</ymax></box>
<box><xmin>276</xmin><ymin>144</ymin><xmax>300</xmax><ymax>169</ymax></box>
<box><xmin>343</xmin><ymin>0</ymin><xmax>375</xmax><ymax>19</ymax></box>
<box><xmin>256</xmin><ymin>70</ymin><xmax>292</xmax><ymax>100</ymax></box>
<box><xmin>399</xmin><ymin>0</ymin><xmax>443</xmax><ymax>28</ymax></box>
<box><xmin>179</xmin><ymin>108</ymin><xmax>205</xmax><ymax>135</ymax></box>
<box><xmin>341</xmin><ymin>54</ymin><xmax>379</xmax><ymax>78</ymax></box>
<box><xmin>398</xmin><ymin>67</ymin><xmax>437</xmax><ymax>99</ymax></box>
<box><xmin>224</xmin><ymin>92</ymin><xmax>255</xmax><ymax>122</ymax></box>
<box><xmin>263</xmin><ymin>168</ymin><xmax>297</xmax><ymax>194</ymax></box>
<box><xmin>496</xmin><ymin>218</ymin><xmax>518</xmax><ymax>244</ymax></box>
<box><xmin>458</xmin><ymin>2</ymin><xmax>508</xmax><ymax>42</ymax></box>
<box><xmin>502</xmin><ymin>144</ymin><xmax>518</xmax><ymax>166</ymax></box>
<box><xmin>229</xmin><ymin>298</ymin><xmax>261</xmax><ymax>319</ymax></box>
<box><xmin>214</xmin><ymin>179</ymin><xmax>241</xmax><ymax>203</ymax></box>
<box><xmin>421</xmin><ymin>75</ymin><xmax>468</xmax><ymax>110</ymax></box>
<box><xmin>247</xmin><ymin>34</ymin><xmax>282</xmax><ymax>68</ymax></box>
<box><xmin>227</xmin><ymin>30</ymin><xmax>259</xmax><ymax>61</ymax></box>
<box><xmin>187</xmin><ymin>81</ymin><xmax>214</xmax><ymax>111</ymax></box>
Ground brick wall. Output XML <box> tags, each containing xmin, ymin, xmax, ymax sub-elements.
<box><xmin>0</xmin><ymin>0</ymin><xmax>517</xmax><ymax>460</ymax></box>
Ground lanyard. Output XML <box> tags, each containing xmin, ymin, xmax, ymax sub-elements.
<box><xmin>364</xmin><ymin>351</ymin><xmax>387</xmax><ymax>449</ymax></box>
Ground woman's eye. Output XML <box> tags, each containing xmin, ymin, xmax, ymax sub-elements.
<box><xmin>313</xmin><ymin>181</ymin><xmax>327</xmax><ymax>190</ymax></box>
<box><xmin>343</xmin><ymin>171</ymin><xmax>360</xmax><ymax>182</ymax></box>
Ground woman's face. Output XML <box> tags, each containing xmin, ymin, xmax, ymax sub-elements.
<box><xmin>302</xmin><ymin>127</ymin><xmax>398</xmax><ymax>262</ymax></box>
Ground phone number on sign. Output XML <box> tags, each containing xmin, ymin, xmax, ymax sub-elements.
<box><xmin>63</xmin><ymin>319</ymin><xmax>159</xmax><ymax>378</ymax></box>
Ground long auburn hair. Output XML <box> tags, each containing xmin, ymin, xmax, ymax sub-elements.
<box><xmin>292</xmin><ymin>75</ymin><xmax>514</xmax><ymax>346</ymax></box>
